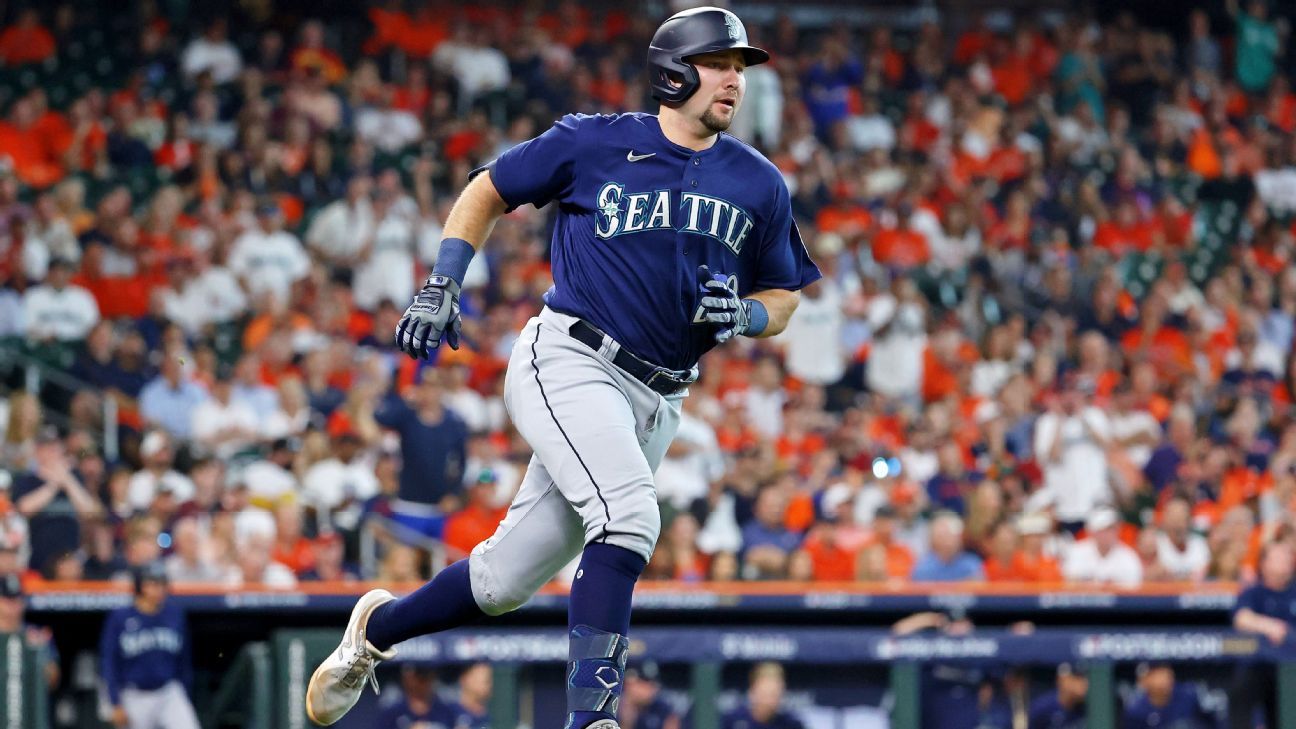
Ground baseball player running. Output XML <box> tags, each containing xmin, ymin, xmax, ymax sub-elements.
<box><xmin>100</xmin><ymin>562</ymin><xmax>199</xmax><ymax>729</ymax></box>
<box><xmin>306</xmin><ymin>7</ymin><xmax>820</xmax><ymax>729</ymax></box>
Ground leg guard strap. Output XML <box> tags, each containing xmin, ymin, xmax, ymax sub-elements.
<box><xmin>566</xmin><ymin>625</ymin><xmax>630</xmax><ymax>716</ymax></box>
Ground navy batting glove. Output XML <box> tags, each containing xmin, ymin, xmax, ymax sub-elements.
<box><xmin>396</xmin><ymin>274</ymin><xmax>462</xmax><ymax>359</ymax></box>
<box><xmin>693</xmin><ymin>264</ymin><xmax>752</xmax><ymax>344</ymax></box>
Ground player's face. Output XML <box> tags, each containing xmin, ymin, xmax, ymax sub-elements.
<box><xmin>140</xmin><ymin>580</ymin><xmax>167</xmax><ymax>606</ymax></box>
<box><xmin>684</xmin><ymin>50</ymin><xmax>746</xmax><ymax>133</ymax></box>
<box><xmin>1140</xmin><ymin>667</ymin><xmax>1174</xmax><ymax>698</ymax></box>
<box><xmin>1262</xmin><ymin>543</ymin><xmax>1295</xmax><ymax>587</ymax></box>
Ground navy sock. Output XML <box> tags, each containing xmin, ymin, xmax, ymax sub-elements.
<box><xmin>365</xmin><ymin>559</ymin><xmax>484</xmax><ymax>651</ymax></box>
<box><xmin>566</xmin><ymin>543</ymin><xmax>646</xmax><ymax>729</ymax></box>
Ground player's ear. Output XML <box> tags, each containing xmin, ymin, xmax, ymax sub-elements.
<box><xmin>665</xmin><ymin>71</ymin><xmax>684</xmax><ymax>89</ymax></box>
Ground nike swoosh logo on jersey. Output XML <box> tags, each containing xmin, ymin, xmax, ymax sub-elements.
<box><xmin>626</xmin><ymin>151</ymin><xmax>656</xmax><ymax>162</ymax></box>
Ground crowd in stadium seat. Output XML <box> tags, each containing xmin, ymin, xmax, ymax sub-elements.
<box><xmin>1</xmin><ymin>1</ymin><xmax>1296</xmax><ymax>593</ymax></box>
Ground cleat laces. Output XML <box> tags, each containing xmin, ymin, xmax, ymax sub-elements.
<box><xmin>340</xmin><ymin>633</ymin><xmax>383</xmax><ymax>695</ymax></box>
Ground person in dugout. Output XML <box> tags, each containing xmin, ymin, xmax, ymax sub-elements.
<box><xmin>618</xmin><ymin>659</ymin><xmax>683</xmax><ymax>729</ymax></box>
<box><xmin>1229</xmin><ymin>540</ymin><xmax>1296</xmax><ymax>729</ymax></box>
<box><xmin>99</xmin><ymin>562</ymin><xmax>198</xmax><ymax>729</ymax></box>
<box><xmin>1121</xmin><ymin>662</ymin><xmax>1222</xmax><ymax>729</ymax></box>
<box><xmin>1028</xmin><ymin>663</ymin><xmax>1088</xmax><ymax>729</ymax></box>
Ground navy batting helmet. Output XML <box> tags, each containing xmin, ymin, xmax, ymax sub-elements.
<box><xmin>132</xmin><ymin>561</ymin><xmax>168</xmax><ymax>594</ymax></box>
<box><xmin>647</xmin><ymin>6</ymin><xmax>769</xmax><ymax>105</ymax></box>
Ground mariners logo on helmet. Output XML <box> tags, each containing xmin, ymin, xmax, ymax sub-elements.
<box><xmin>724</xmin><ymin>14</ymin><xmax>740</xmax><ymax>41</ymax></box>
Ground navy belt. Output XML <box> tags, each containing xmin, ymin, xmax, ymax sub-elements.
<box><xmin>567</xmin><ymin>320</ymin><xmax>691</xmax><ymax>396</ymax></box>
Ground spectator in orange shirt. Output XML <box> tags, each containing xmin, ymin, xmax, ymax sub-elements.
<box><xmin>0</xmin><ymin>97</ymin><xmax>63</xmax><ymax>189</ymax></box>
<box><xmin>992</xmin><ymin>31</ymin><xmax>1036</xmax><ymax>107</ymax></box>
<box><xmin>815</xmin><ymin>192</ymin><xmax>872</xmax><ymax>241</ymax></box>
<box><xmin>983</xmin><ymin>518</ymin><xmax>1022</xmax><ymax>581</ymax></box>
<box><xmin>271</xmin><ymin>501</ymin><xmax>316</xmax><ymax>575</ymax></box>
<box><xmin>0</xmin><ymin>9</ymin><xmax>55</xmax><ymax>66</ymax></box>
<box><xmin>1120</xmin><ymin>292</ymin><xmax>1193</xmax><ymax>379</ymax></box>
<box><xmin>1153</xmin><ymin>195</ymin><xmax>1193</xmax><ymax>248</ymax></box>
<box><xmin>28</xmin><ymin>90</ymin><xmax>71</xmax><ymax>163</ymax></box>
<box><xmin>796</xmin><ymin>485</ymin><xmax>868</xmax><ymax>581</ymax></box>
<box><xmin>392</xmin><ymin>63</ymin><xmax>432</xmax><ymax>116</ymax></box>
<box><xmin>953</xmin><ymin>14</ymin><xmax>994</xmax><ymax>66</ymax></box>
<box><xmin>1092</xmin><ymin>199</ymin><xmax>1156</xmax><ymax>254</ymax></box>
<box><xmin>899</xmin><ymin>92</ymin><xmax>942</xmax><ymax>155</ymax></box>
<box><xmin>871</xmin><ymin>204</ymin><xmax>930</xmax><ymax>269</ymax></box>
<box><xmin>291</xmin><ymin>20</ymin><xmax>347</xmax><ymax>83</ymax></box>
<box><xmin>857</xmin><ymin>505</ymin><xmax>915</xmax><ymax>580</ymax></box>
<box><xmin>394</xmin><ymin>6</ymin><xmax>447</xmax><ymax>57</ymax></box>
<box><xmin>986</xmin><ymin>513</ymin><xmax>1063</xmax><ymax>582</ymax></box>
<box><xmin>62</xmin><ymin>97</ymin><xmax>108</xmax><ymax>174</ymax></box>
<box><xmin>660</xmin><ymin>513</ymin><xmax>709</xmax><ymax>582</ymax></box>
<box><xmin>442</xmin><ymin>470</ymin><xmax>507</xmax><ymax>560</ymax></box>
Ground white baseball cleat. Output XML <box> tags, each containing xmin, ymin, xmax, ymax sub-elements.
<box><xmin>581</xmin><ymin>722</ymin><xmax>621</xmax><ymax>729</ymax></box>
<box><xmin>305</xmin><ymin>589</ymin><xmax>397</xmax><ymax>725</ymax></box>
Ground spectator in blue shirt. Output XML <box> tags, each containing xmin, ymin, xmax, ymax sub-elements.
<box><xmin>1123</xmin><ymin>663</ymin><xmax>1220</xmax><ymax>729</ymax></box>
<box><xmin>911</xmin><ymin>512</ymin><xmax>985</xmax><ymax>582</ymax></box>
<box><xmin>926</xmin><ymin>441</ymin><xmax>974</xmax><ymax>515</ymax></box>
<box><xmin>1028</xmin><ymin>664</ymin><xmax>1087</xmax><ymax>729</ymax></box>
<box><xmin>800</xmin><ymin>38</ymin><xmax>862</xmax><ymax>139</ymax></box>
<box><xmin>374</xmin><ymin>664</ymin><xmax>458</xmax><ymax>729</ymax></box>
<box><xmin>12</xmin><ymin>428</ymin><xmax>103</xmax><ymax>575</ymax></box>
<box><xmin>370</xmin><ymin>368</ymin><xmax>468</xmax><ymax>537</ymax></box>
<box><xmin>138</xmin><ymin>351</ymin><xmax>208</xmax><ymax>441</ymax></box>
<box><xmin>721</xmin><ymin>662</ymin><xmax>805</xmax><ymax>729</ymax></box>
<box><xmin>230</xmin><ymin>353</ymin><xmax>280</xmax><ymax>421</ymax></box>
<box><xmin>741</xmin><ymin>484</ymin><xmax>801</xmax><ymax>579</ymax></box>
<box><xmin>1229</xmin><ymin>540</ymin><xmax>1296</xmax><ymax>729</ymax></box>
<box><xmin>1141</xmin><ymin>406</ymin><xmax>1194</xmax><ymax>494</ymax></box>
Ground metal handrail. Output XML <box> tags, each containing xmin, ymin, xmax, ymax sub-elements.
<box><xmin>202</xmin><ymin>641</ymin><xmax>271</xmax><ymax>729</ymax></box>
<box><xmin>0</xmin><ymin>340</ymin><xmax>120</xmax><ymax>461</ymax></box>
<box><xmin>358</xmin><ymin>514</ymin><xmax>449</xmax><ymax>577</ymax></box>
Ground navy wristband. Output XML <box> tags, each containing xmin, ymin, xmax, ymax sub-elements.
<box><xmin>431</xmin><ymin>238</ymin><xmax>475</xmax><ymax>287</ymax></box>
<box><xmin>744</xmin><ymin>299</ymin><xmax>769</xmax><ymax>337</ymax></box>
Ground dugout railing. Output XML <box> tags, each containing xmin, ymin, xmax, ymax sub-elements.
<box><xmin>12</xmin><ymin>581</ymin><xmax>1295</xmax><ymax>728</ymax></box>
<box><xmin>270</xmin><ymin>626</ymin><xmax>1296</xmax><ymax>729</ymax></box>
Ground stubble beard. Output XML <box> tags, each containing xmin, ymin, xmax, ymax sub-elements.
<box><xmin>700</xmin><ymin>107</ymin><xmax>732</xmax><ymax>133</ymax></box>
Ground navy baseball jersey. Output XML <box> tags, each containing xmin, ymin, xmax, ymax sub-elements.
<box><xmin>622</xmin><ymin>695</ymin><xmax>682</xmax><ymax>729</ymax></box>
<box><xmin>1028</xmin><ymin>694</ymin><xmax>1086</xmax><ymax>729</ymax></box>
<box><xmin>720</xmin><ymin>706</ymin><xmax>806</xmax><ymax>729</ymax></box>
<box><xmin>450</xmin><ymin>701</ymin><xmax>489</xmax><ymax>729</ymax></box>
<box><xmin>922</xmin><ymin>667</ymin><xmax>1013</xmax><ymax>729</ymax></box>
<box><xmin>1234</xmin><ymin>581</ymin><xmax>1296</xmax><ymax>627</ymax></box>
<box><xmin>479</xmin><ymin>112</ymin><xmax>821</xmax><ymax>371</ymax></box>
<box><xmin>374</xmin><ymin>695</ymin><xmax>459</xmax><ymax>728</ymax></box>
<box><xmin>1122</xmin><ymin>684</ymin><xmax>1219</xmax><ymax>729</ymax></box>
<box><xmin>99</xmin><ymin>601</ymin><xmax>192</xmax><ymax>705</ymax></box>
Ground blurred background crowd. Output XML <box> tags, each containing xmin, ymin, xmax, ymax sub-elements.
<box><xmin>1</xmin><ymin>0</ymin><xmax>1296</xmax><ymax>595</ymax></box>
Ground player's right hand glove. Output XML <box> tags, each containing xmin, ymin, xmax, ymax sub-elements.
<box><xmin>694</xmin><ymin>264</ymin><xmax>752</xmax><ymax>344</ymax></box>
<box><xmin>395</xmin><ymin>274</ymin><xmax>461</xmax><ymax>359</ymax></box>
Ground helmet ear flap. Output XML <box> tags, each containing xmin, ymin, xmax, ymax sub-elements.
<box><xmin>649</xmin><ymin>56</ymin><xmax>699</xmax><ymax>105</ymax></box>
